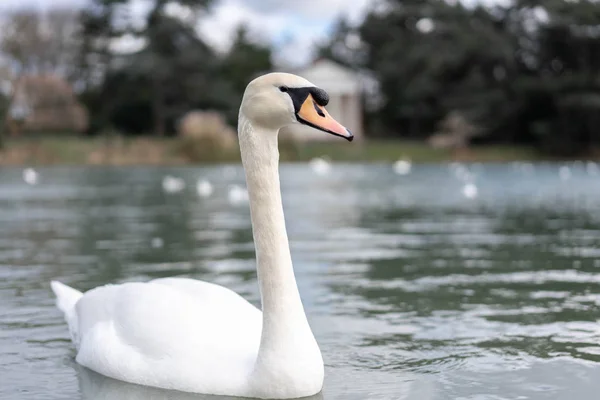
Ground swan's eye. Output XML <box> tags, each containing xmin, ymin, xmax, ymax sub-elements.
<box><xmin>279</xmin><ymin>86</ymin><xmax>289</xmax><ymax>93</ymax></box>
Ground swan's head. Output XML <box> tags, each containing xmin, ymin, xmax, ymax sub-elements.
<box><xmin>240</xmin><ymin>72</ymin><xmax>353</xmax><ymax>141</ymax></box>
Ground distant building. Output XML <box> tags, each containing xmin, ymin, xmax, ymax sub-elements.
<box><xmin>6</xmin><ymin>74</ymin><xmax>89</xmax><ymax>136</ymax></box>
<box><xmin>281</xmin><ymin>59</ymin><xmax>365</xmax><ymax>141</ymax></box>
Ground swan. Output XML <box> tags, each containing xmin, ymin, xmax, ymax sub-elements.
<box><xmin>162</xmin><ymin>175</ymin><xmax>185</xmax><ymax>193</ymax></box>
<box><xmin>392</xmin><ymin>159</ymin><xmax>411</xmax><ymax>175</ymax></box>
<box><xmin>23</xmin><ymin>167</ymin><xmax>39</xmax><ymax>185</ymax></box>
<box><xmin>196</xmin><ymin>179</ymin><xmax>214</xmax><ymax>197</ymax></box>
<box><xmin>50</xmin><ymin>72</ymin><xmax>353</xmax><ymax>399</ymax></box>
<box><xmin>309</xmin><ymin>157</ymin><xmax>331</xmax><ymax>175</ymax></box>
<box><xmin>462</xmin><ymin>182</ymin><xmax>478</xmax><ymax>199</ymax></box>
<box><xmin>228</xmin><ymin>183</ymin><xmax>249</xmax><ymax>205</ymax></box>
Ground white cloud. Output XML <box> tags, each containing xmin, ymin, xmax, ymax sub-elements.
<box><xmin>461</xmin><ymin>0</ymin><xmax>511</xmax><ymax>7</ymax></box>
<box><xmin>197</xmin><ymin>0</ymin><xmax>290</xmax><ymax>52</ymax></box>
<box><xmin>198</xmin><ymin>0</ymin><xmax>372</xmax><ymax>67</ymax></box>
<box><xmin>0</xmin><ymin>0</ymin><xmax>87</xmax><ymax>11</ymax></box>
<box><xmin>234</xmin><ymin>0</ymin><xmax>372</xmax><ymax>25</ymax></box>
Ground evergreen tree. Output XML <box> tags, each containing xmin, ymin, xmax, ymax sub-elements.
<box><xmin>220</xmin><ymin>25</ymin><xmax>273</xmax><ymax>124</ymax></box>
<box><xmin>320</xmin><ymin>0</ymin><xmax>600</xmax><ymax>155</ymax></box>
<box><xmin>79</xmin><ymin>0</ymin><xmax>218</xmax><ymax>135</ymax></box>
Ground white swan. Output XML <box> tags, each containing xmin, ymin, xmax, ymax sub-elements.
<box><xmin>196</xmin><ymin>179</ymin><xmax>214</xmax><ymax>198</ymax></box>
<box><xmin>227</xmin><ymin>184</ymin><xmax>249</xmax><ymax>205</ymax></box>
<box><xmin>392</xmin><ymin>159</ymin><xmax>411</xmax><ymax>175</ymax></box>
<box><xmin>162</xmin><ymin>175</ymin><xmax>185</xmax><ymax>193</ymax></box>
<box><xmin>50</xmin><ymin>72</ymin><xmax>353</xmax><ymax>399</ymax></box>
<box><xmin>23</xmin><ymin>167</ymin><xmax>39</xmax><ymax>185</ymax></box>
<box><xmin>309</xmin><ymin>157</ymin><xmax>331</xmax><ymax>175</ymax></box>
<box><xmin>462</xmin><ymin>182</ymin><xmax>478</xmax><ymax>199</ymax></box>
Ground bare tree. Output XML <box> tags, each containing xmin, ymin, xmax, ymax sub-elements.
<box><xmin>0</xmin><ymin>8</ymin><xmax>80</xmax><ymax>76</ymax></box>
<box><xmin>0</xmin><ymin>8</ymin><xmax>81</xmax><ymax>140</ymax></box>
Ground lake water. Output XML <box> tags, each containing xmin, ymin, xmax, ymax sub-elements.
<box><xmin>1</xmin><ymin>163</ymin><xmax>600</xmax><ymax>400</ymax></box>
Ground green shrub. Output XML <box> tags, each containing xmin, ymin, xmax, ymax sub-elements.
<box><xmin>177</xmin><ymin>134</ymin><xmax>240</xmax><ymax>163</ymax></box>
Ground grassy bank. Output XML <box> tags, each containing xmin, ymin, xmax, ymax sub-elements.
<box><xmin>0</xmin><ymin>135</ymin><xmax>549</xmax><ymax>166</ymax></box>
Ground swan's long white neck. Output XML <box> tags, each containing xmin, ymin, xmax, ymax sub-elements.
<box><xmin>238</xmin><ymin>112</ymin><xmax>322</xmax><ymax>383</ymax></box>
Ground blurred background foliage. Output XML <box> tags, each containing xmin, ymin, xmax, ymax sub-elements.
<box><xmin>320</xmin><ymin>0</ymin><xmax>600</xmax><ymax>156</ymax></box>
<box><xmin>1</xmin><ymin>0</ymin><xmax>600</xmax><ymax>158</ymax></box>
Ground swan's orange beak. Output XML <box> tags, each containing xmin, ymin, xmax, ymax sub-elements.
<box><xmin>296</xmin><ymin>94</ymin><xmax>354</xmax><ymax>141</ymax></box>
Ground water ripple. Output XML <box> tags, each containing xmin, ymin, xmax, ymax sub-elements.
<box><xmin>2</xmin><ymin>164</ymin><xmax>600</xmax><ymax>399</ymax></box>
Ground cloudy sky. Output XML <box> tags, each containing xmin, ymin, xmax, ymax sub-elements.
<box><xmin>0</xmin><ymin>0</ymin><xmax>503</xmax><ymax>66</ymax></box>
<box><xmin>197</xmin><ymin>0</ymin><xmax>374</xmax><ymax>65</ymax></box>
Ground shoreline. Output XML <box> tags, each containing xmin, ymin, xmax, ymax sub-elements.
<box><xmin>0</xmin><ymin>136</ymin><xmax>592</xmax><ymax>166</ymax></box>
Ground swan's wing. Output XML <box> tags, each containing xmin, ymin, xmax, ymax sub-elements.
<box><xmin>150</xmin><ymin>277</ymin><xmax>259</xmax><ymax>311</ymax></box>
<box><xmin>72</xmin><ymin>279</ymin><xmax>262</xmax><ymax>392</ymax></box>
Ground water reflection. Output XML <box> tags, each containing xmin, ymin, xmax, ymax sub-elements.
<box><xmin>77</xmin><ymin>366</ymin><xmax>324</xmax><ymax>400</ymax></box>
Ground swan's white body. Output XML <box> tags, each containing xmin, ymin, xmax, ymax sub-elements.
<box><xmin>51</xmin><ymin>278</ymin><xmax>265</xmax><ymax>395</ymax></box>
<box><xmin>51</xmin><ymin>73</ymin><xmax>352</xmax><ymax>399</ymax></box>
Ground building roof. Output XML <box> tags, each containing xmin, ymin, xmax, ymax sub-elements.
<box><xmin>291</xmin><ymin>58</ymin><xmax>362</xmax><ymax>95</ymax></box>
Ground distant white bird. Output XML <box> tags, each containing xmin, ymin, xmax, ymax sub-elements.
<box><xmin>228</xmin><ymin>184</ymin><xmax>249</xmax><ymax>205</ymax></box>
<box><xmin>196</xmin><ymin>179</ymin><xmax>214</xmax><ymax>198</ymax></box>
<box><xmin>462</xmin><ymin>182</ymin><xmax>478</xmax><ymax>199</ymax></box>
<box><xmin>393</xmin><ymin>159</ymin><xmax>412</xmax><ymax>175</ymax></box>
<box><xmin>559</xmin><ymin>166</ymin><xmax>571</xmax><ymax>181</ymax></box>
<box><xmin>151</xmin><ymin>237</ymin><xmax>164</xmax><ymax>249</ymax></box>
<box><xmin>586</xmin><ymin>161</ymin><xmax>598</xmax><ymax>176</ymax></box>
<box><xmin>162</xmin><ymin>175</ymin><xmax>185</xmax><ymax>193</ymax></box>
<box><xmin>309</xmin><ymin>157</ymin><xmax>331</xmax><ymax>175</ymax></box>
<box><xmin>23</xmin><ymin>168</ymin><xmax>38</xmax><ymax>185</ymax></box>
